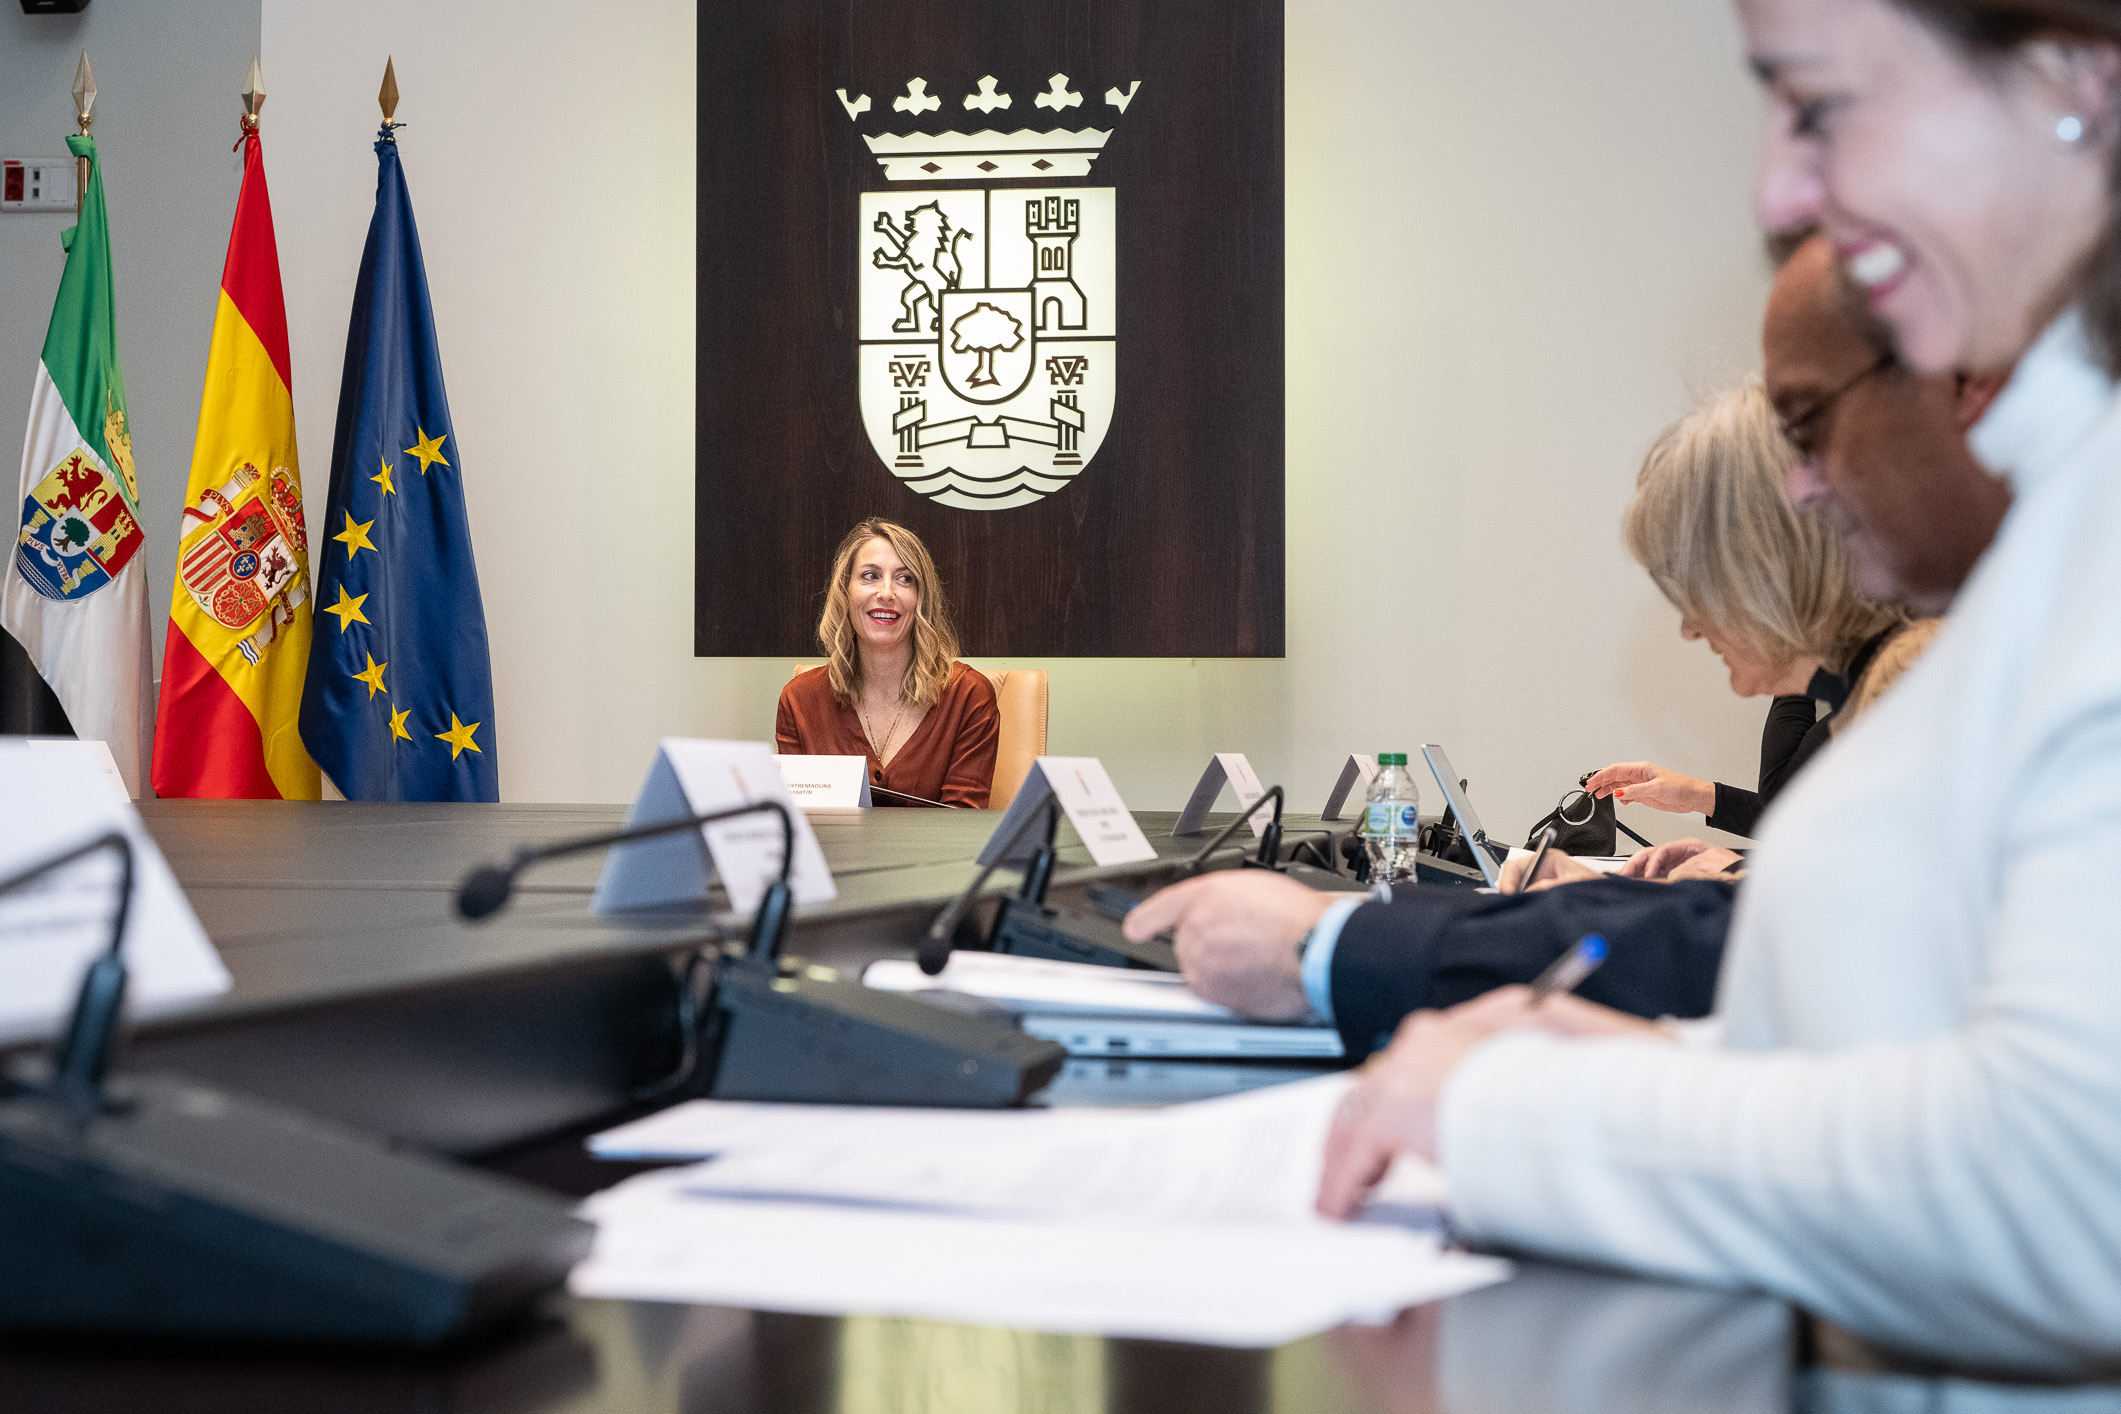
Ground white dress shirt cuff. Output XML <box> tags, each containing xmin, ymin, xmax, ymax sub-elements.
<box><xmin>1300</xmin><ymin>897</ymin><xmax>1366</xmax><ymax>1024</ymax></box>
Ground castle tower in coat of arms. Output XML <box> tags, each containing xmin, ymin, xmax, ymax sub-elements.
<box><xmin>1027</xmin><ymin>196</ymin><xmax>1086</xmax><ymax>332</ymax></box>
<box><xmin>843</xmin><ymin>73</ymin><xmax>1130</xmax><ymax>511</ymax></box>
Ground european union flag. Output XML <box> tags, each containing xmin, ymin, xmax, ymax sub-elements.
<box><xmin>299</xmin><ymin>126</ymin><xmax>498</xmax><ymax>802</ymax></box>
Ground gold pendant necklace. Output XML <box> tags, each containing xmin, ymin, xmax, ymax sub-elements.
<box><xmin>859</xmin><ymin>696</ymin><xmax>906</xmax><ymax>762</ymax></box>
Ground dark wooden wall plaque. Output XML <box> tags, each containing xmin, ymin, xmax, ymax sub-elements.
<box><xmin>697</xmin><ymin>0</ymin><xmax>1284</xmax><ymax>657</ymax></box>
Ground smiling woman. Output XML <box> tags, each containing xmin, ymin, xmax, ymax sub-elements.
<box><xmin>774</xmin><ymin>518</ymin><xmax>999</xmax><ymax>808</ymax></box>
<box><xmin>1745</xmin><ymin>0</ymin><xmax>2119</xmax><ymax>374</ymax></box>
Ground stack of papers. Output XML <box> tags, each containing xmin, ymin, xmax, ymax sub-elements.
<box><xmin>574</xmin><ymin>1075</ymin><xmax>1508</xmax><ymax>1346</ymax></box>
<box><xmin>864</xmin><ymin>952</ymin><xmax>1345</xmax><ymax>1060</ymax></box>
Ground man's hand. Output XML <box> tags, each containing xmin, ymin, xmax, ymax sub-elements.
<box><xmin>1122</xmin><ymin>872</ymin><xmax>1336</xmax><ymax>1021</ymax></box>
<box><xmin>1497</xmin><ymin>850</ymin><xmax>1600</xmax><ymax>894</ymax></box>
<box><xmin>1315</xmin><ymin>986</ymin><xmax>1673</xmax><ymax>1220</ymax></box>
<box><xmin>1583</xmin><ymin>761</ymin><xmax>1716</xmax><ymax>816</ymax></box>
<box><xmin>1618</xmin><ymin>837</ymin><xmax>1743</xmax><ymax>880</ymax></box>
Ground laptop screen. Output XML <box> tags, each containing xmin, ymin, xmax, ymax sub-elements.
<box><xmin>1420</xmin><ymin>745</ymin><xmax>1504</xmax><ymax>888</ymax></box>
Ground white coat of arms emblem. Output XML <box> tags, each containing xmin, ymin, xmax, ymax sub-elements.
<box><xmin>845</xmin><ymin>74</ymin><xmax>1131</xmax><ymax>510</ymax></box>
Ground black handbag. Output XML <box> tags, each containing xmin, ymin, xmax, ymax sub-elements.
<box><xmin>1523</xmin><ymin>774</ymin><xmax>1653</xmax><ymax>855</ymax></box>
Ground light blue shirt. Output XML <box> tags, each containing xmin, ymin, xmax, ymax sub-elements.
<box><xmin>1300</xmin><ymin>895</ymin><xmax>1369</xmax><ymax>1023</ymax></box>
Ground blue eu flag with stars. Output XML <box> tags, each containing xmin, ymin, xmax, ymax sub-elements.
<box><xmin>300</xmin><ymin>128</ymin><xmax>498</xmax><ymax>801</ymax></box>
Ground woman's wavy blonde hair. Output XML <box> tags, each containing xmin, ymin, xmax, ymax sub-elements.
<box><xmin>817</xmin><ymin>518</ymin><xmax>962</xmax><ymax>708</ymax></box>
<box><xmin>1624</xmin><ymin>382</ymin><xmax>1902</xmax><ymax>677</ymax></box>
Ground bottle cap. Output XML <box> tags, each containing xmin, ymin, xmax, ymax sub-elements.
<box><xmin>1378</xmin><ymin>752</ymin><xmax>1406</xmax><ymax>766</ymax></box>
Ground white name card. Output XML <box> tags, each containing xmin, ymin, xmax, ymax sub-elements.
<box><xmin>977</xmin><ymin>756</ymin><xmax>1157</xmax><ymax>869</ymax></box>
<box><xmin>775</xmin><ymin>754</ymin><xmax>873</xmax><ymax>810</ymax></box>
<box><xmin>1320</xmin><ymin>754</ymin><xmax>1378</xmax><ymax>821</ymax></box>
<box><xmin>1171</xmin><ymin>752</ymin><xmax>1269</xmax><ymax>838</ymax></box>
<box><xmin>594</xmin><ymin>739</ymin><xmax>837</xmax><ymax>916</ymax></box>
<box><xmin>0</xmin><ymin>744</ymin><xmax>229</xmax><ymax>1045</ymax></box>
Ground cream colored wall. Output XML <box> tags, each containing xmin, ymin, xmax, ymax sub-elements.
<box><xmin>263</xmin><ymin>0</ymin><xmax>1771</xmax><ymax>846</ymax></box>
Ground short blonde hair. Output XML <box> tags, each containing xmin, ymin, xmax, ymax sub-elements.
<box><xmin>817</xmin><ymin>518</ymin><xmax>962</xmax><ymax>708</ymax></box>
<box><xmin>1624</xmin><ymin>382</ymin><xmax>1900</xmax><ymax>675</ymax></box>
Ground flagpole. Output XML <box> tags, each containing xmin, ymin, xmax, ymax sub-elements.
<box><xmin>71</xmin><ymin>51</ymin><xmax>94</xmax><ymax>217</ymax></box>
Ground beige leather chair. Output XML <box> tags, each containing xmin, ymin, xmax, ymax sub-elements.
<box><xmin>786</xmin><ymin>665</ymin><xmax>1048</xmax><ymax>811</ymax></box>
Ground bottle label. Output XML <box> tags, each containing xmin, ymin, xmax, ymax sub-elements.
<box><xmin>1365</xmin><ymin>802</ymin><xmax>1416</xmax><ymax>837</ymax></box>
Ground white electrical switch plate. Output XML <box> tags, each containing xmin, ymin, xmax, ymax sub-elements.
<box><xmin>2</xmin><ymin>158</ymin><xmax>77</xmax><ymax>212</ymax></box>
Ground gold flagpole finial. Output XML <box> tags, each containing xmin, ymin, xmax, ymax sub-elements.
<box><xmin>71</xmin><ymin>50</ymin><xmax>96</xmax><ymax>132</ymax></box>
<box><xmin>379</xmin><ymin>56</ymin><xmax>400</xmax><ymax>128</ymax></box>
<box><xmin>241</xmin><ymin>54</ymin><xmax>266</xmax><ymax>128</ymax></box>
<box><xmin>72</xmin><ymin>51</ymin><xmax>95</xmax><ymax>216</ymax></box>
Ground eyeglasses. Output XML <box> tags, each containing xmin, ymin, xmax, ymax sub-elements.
<box><xmin>1777</xmin><ymin>352</ymin><xmax>1893</xmax><ymax>461</ymax></box>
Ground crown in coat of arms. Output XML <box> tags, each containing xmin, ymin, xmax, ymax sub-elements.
<box><xmin>835</xmin><ymin>74</ymin><xmax>1139</xmax><ymax>182</ymax></box>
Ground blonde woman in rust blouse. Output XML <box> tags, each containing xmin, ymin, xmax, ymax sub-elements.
<box><xmin>775</xmin><ymin>519</ymin><xmax>999</xmax><ymax>809</ymax></box>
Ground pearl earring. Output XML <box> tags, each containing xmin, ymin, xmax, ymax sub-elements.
<box><xmin>2058</xmin><ymin>114</ymin><xmax>2087</xmax><ymax>143</ymax></box>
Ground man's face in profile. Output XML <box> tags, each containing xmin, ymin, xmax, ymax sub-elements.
<box><xmin>1762</xmin><ymin>236</ymin><xmax>2010</xmax><ymax>614</ymax></box>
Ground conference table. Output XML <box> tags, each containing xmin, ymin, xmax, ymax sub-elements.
<box><xmin>0</xmin><ymin>800</ymin><xmax>2106</xmax><ymax>1411</ymax></box>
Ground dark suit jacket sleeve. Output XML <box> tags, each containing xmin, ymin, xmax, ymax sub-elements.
<box><xmin>1326</xmin><ymin>877</ymin><xmax>1736</xmax><ymax>1062</ymax></box>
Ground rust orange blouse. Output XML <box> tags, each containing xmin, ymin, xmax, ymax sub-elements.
<box><xmin>775</xmin><ymin>661</ymin><xmax>1000</xmax><ymax>809</ymax></box>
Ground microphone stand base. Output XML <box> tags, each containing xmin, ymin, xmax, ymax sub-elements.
<box><xmin>0</xmin><ymin>1072</ymin><xmax>589</xmax><ymax>1348</ymax></box>
<box><xmin>988</xmin><ymin>896</ymin><xmax>1179</xmax><ymax>972</ymax></box>
<box><xmin>709</xmin><ymin>958</ymin><xmax>1066</xmax><ymax>1106</ymax></box>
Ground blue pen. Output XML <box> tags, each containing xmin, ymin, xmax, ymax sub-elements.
<box><xmin>1529</xmin><ymin>933</ymin><xmax>1607</xmax><ymax>1002</ymax></box>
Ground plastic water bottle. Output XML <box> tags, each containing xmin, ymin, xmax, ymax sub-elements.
<box><xmin>1362</xmin><ymin>752</ymin><xmax>1422</xmax><ymax>884</ymax></box>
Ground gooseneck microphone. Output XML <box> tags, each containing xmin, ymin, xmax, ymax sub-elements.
<box><xmin>930</xmin><ymin>787</ymin><xmax>1295</xmax><ymax>977</ymax></box>
<box><xmin>0</xmin><ymin>830</ymin><xmax>134</xmax><ymax>1114</ymax></box>
<box><xmin>457</xmin><ymin>798</ymin><xmax>1065</xmax><ymax>1110</ymax></box>
<box><xmin>458</xmin><ymin>800</ymin><xmax>797</xmax><ymax>959</ymax></box>
<box><xmin>1182</xmin><ymin>785</ymin><xmax>1285</xmax><ymax>875</ymax></box>
<box><xmin>919</xmin><ymin>799</ymin><xmax>1061</xmax><ymax>974</ymax></box>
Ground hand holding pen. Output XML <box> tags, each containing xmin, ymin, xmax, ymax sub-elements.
<box><xmin>1316</xmin><ymin>932</ymin><xmax>1666</xmax><ymax>1220</ymax></box>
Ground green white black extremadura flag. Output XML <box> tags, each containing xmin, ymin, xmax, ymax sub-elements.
<box><xmin>3</xmin><ymin>133</ymin><xmax>152</xmax><ymax>794</ymax></box>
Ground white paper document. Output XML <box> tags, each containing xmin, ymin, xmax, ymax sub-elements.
<box><xmin>976</xmin><ymin>756</ymin><xmax>1156</xmax><ymax>868</ymax></box>
<box><xmin>573</xmin><ymin>1189</ymin><xmax>1500</xmax><ymax>1348</ymax></box>
<box><xmin>0</xmin><ymin>745</ymin><xmax>229</xmax><ymax>1044</ymax></box>
<box><xmin>574</xmin><ymin>1075</ymin><xmax>1501</xmax><ymax>1346</ymax></box>
<box><xmin>1171</xmin><ymin>752</ymin><xmax>1268</xmax><ymax>838</ymax></box>
<box><xmin>668</xmin><ymin>1074</ymin><xmax>1443</xmax><ymax>1222</ymax></box>
<box><xmin>865</xmin><ymin>952</ymin><xmax>1233</xmax><ymax>1019</ymax></box>
<box><xmin>594</xmin><ymin>739</ymin><xmax>837</xmax><ymax>915</ymax></box>
<box><xmin>1503</xmin><ymin>846</ymin><xmax>1632</xmax><ymax>875</ymax></box>
<box><xmin>590</xmin><ymin>1096</ymin><xmax>1057</xmax><ymax>1161</ymax></box>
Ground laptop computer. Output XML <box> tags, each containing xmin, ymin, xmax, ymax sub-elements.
<box><xmin>1420</xmin><ymin>744</ymin><xmax>1507</xmax><ymax>889</ymax></box>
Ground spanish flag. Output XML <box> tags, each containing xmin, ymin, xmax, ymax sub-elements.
<box><xmin>150</xmin><ymin>119</ymin><xmax>319</xmax><ymax>799</ymax></box>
